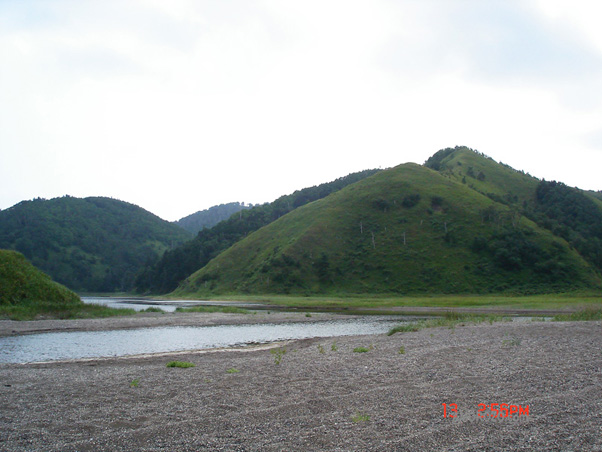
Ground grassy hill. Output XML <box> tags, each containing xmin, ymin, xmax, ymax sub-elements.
<box><xmin>0</xmin><ymin>249</ymin><xmax>82</xmax><ymax>318</ymax></box>
<box><xmin>174</xmin><ymin>156</ymin><xmax>601</xmax><ymax>297</ymax></box>
<box><xmin>135</xmin><ymin>169</ymin><xmax>380</xmax><ymax>294</ymax></box>
<box><xmin>0</xmin><ymin>196</ymin><xmax>192</xmax><ymax>292</ymax></box>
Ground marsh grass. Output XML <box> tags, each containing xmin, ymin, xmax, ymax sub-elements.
<box><xmin>175</xmin><ymin>305</ymin><xmax>249</xmax><ymax>314</ymax></box>
<box><xmin>0</xmin><ymin>302</ymin><xmax>137</xmax><ymax>321</ymax></box>
<box><xmin>553</xmin><ymin>308</ymin><xmax>602</xmax><ymax>322</ymax></box>
<box><xmin>166</xmin><ymin>361</ymin><xmax>196</xmax><ymax>368</ymax></box>
<box><xmin>387</xmin><ymin>312</ymin><xmax>507</xmax><ymax>336</ymax></box>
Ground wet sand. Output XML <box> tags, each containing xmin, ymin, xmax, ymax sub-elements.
<box><xmin>0</xmin><ymin>314</ymin><xmax>601</xmax><ymax>451</ymax></box>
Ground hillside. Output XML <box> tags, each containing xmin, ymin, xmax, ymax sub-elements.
<box><xmin>0</xmin><ymin>249</ymin><xmax>81</xmax><ymax>308</ymax></box>
<box><xmin>176</xmin><ymin>202</ymin><xmax>251</xmax><ymax>234</ymax></box>
<box><xmin>0</xmin><ymin>196</ymin><xmax>192</xmax><ymax>292</ymax></box>
<box><xmin>174</xmin><ymin>149</ymin><xmax>602</xmax><ymax>296</ymax></box>
<box><xmin>135</xmin><ymin>169</ymin><xmax>380</xmax><ymax>294</ymax></box>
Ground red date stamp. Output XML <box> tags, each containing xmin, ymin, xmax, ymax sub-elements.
<box><xmin>443</xmin><ymin>403</ymin><xmax>529</xmax><ymax>419</ymax></box>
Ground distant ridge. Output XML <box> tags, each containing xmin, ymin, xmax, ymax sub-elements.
<box><xmin>176</xmin><ymin>202</ymin><xmax>251</xmax><ymax>234</ymax></box>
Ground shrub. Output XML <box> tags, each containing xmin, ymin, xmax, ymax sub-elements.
<box><xmin>166</xmin><ymin>361</ymin><xmax>195</xmax><ymax>368</ymax></box>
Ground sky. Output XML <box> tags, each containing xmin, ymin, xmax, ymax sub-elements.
<box><xmin>1</xmin><ymin>0</ymin><xmax>602</xmax><ymax>222</ymax></box>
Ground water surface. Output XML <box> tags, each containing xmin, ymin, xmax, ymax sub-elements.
<box><xmin>0</xmin><ymin>317</ymin><xmax>403</xmax><ymax>363</ymax></box>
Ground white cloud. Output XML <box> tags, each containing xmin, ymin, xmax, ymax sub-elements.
<box><xmin>1</xmin><ymin>0</ymin><xmax>602</xmax><ymax>220</ymax></box>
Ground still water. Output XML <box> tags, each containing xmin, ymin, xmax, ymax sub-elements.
<box><xmin>0</xmin><ymin>317</ymin><xmax>403</xmax><ymax>364</ymax></box>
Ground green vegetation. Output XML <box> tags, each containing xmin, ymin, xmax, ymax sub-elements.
<box><xmin>353</xmin><ymin>347</ymin><xmax>370</xmax><ymax>353</ymax></box>
<box><xmin>174</xmin><ymin>305</ymin><xmax>249</xmax><ymax>314</ymax></box>
<box><xmin>351</xmin><ymin>412</ymin><xmax>371</xmax><ymax>423</ymax></box>
<box><xmin>166</xmin><ymin>361</ymin><xmax>196</xmax><ymax>368</ymax></box>
<box><xmin>226</xmin><ymin>367</ymin><xmax>240</xmax><ymax>373</ymax></box>
<box><xmin>553</xmin><ymin>308</ymin><xmax>602</xmax><ymax>321</ymax></box>
<box><xmin>398</xmin><ymin>345</ymin><xmax>405</xmax><ymax>354</ymax></box>
<box><xmin>0</xmin><ymin>196</ymin><xmax>191</xmax><ymax>292</ymax></box>
<box><xmin>0</xmin><ymin>250</ymin><xmax>137</xmax><ymax>320</ymax></box>
<box><xmin>130</xmin><ymin>379</ymin><xmax>140</xmax><ymax>388</ymax></box>
<box><xmin>176</xmin><ymin>202</ymin><xmax>251</xmax><ymax>234</ymax></box>
<box><xmin>135</xmin><ymin>169</ymin><xmax>380</xmax><ymax>294</ymax></box>
<box><xmin>270</xmin><ymin>347</ymin><xmax>286</xmax><ymax>365</ymax></box>
<box><xmin>174</xmin><ymin>148</ymin><xmax>601</xmax><ymax>298</ymax></box>
<box><xmin>502</xmin><ymin>337</ymin><xmax>522</xmax><ymax>346</ymax></box>
<box><xmin>331</xmin><ymin>341</ymin><xmax>338</xmax><ymax>352</ymax></box>
<box><xmin>317</xmin><ymin>344</ymin><xmax>326</xmax><ymax>354</ymax></box>
<box><xmin>388</xmin><ymin>312</ymin><xmax>508</xmax><ymax>336</ymax></box>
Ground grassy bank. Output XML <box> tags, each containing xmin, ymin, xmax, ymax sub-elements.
<box><xmin>0</xmin><ymin>302</ymin><xmax>139</xmax><ymax>321</ymax></box>
<box><xmin>168</xmin><ymin>292</ymin><xmax>601</xmax><ymax>310</ymax></box>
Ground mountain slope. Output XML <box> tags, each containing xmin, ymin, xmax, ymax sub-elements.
<box><xmin>176</xmin><ymin>202</ymin><xmax>251</xmax><ymax>234</ymax></box>
<box><xmin>135</xmin><ymin>169</ymin><xmax>380</xmax><ymax>294</ymax></box>
<box><xmin>0</xmin><ymin>249</ymin><xmax>81</xmax><ymax>307</ymax></box>
<box><xmin>0</xmin><ymin>196</ymin><xmax>192</xmax><ymax>292</ymax></box>
<box><xmin>175</xmin><ymin>160</ymin><xmax>600</xmax><ymax>296</ymax></box>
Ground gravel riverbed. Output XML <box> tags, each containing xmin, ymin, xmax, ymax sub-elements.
<box><xmin>0</xmin><ymin>314</ymin><xmax>601</xmax><ymax>451</ymax></box>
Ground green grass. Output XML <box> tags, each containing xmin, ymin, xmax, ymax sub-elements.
<box><xmin>353</xmin><ymin>347</ymin><xmax>370</xmax><ymax>353</ymax></box>
<box><xmin>553</xmin><ymin>308</ymin><xmax>602</xmax><ymax>321</ymax></box>
<box><xmin>0</xmin><ymin>302</ymin><xmax>138</xmax><ymax>321</ymax></box>
<box><xmin>166</xmin><ymin>361</ymin><xmax>196</xmax><ymax>368</ymax></box>
<box><xmin>388</xmin><ymin>312</ymin><xmax>508</xmax><ymax>336</ymax></box>
<box><xmin>351</xmin><ymin>412</ymin><xmax>371</xmax><ymax>423</ymax></box>
<box><xmin>226</xmin><ymin>368</ymin><xmax>240</xmax><ymax>373</ymax></box>
<box><xmin>174</xmin><ymin>305</ymin><xmax>249</xmax><ymax>314</ymax></box>
<box><xmin>191</xmin><ymin>293</ymin><xmax>602</xmax><ymax>313</ymax></box>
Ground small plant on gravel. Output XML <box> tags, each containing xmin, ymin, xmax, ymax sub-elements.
<box><xmin>502</xmin><ymin>337</ymin><xmax>522</xmax><ymax>347</ymax></box>
<box><xmin>317</xmin><ymin>344</ymin><xmax>326</xmax><ymax>354</ymax></box>
<box><xmin>305</xmin><ymin>313</ymin><xmax>312</xmax><ymax>317</ymax></box>
<box><xmin>143</xmin><ymin>307</ymin><xmax>164</xmax><ymax>313</ymax></box>
<box><xmin>130</xmin><ymin>378</ymin><xmax>140</xmax><ymax>387</ymax></box>
<box><xmin>166</xmin><ymin>361</ymin><xmax>196</xmax><ymax>368</ymax></box>
<box><xmin>331</xmin><ymin>341</ymin><xmax>338</xmax><ymax>352</ymax></box>
<box><xmin>398</xmin><ymin>346</ymin><xmax>405</xmax><ymax>354</ymax></box>
<box><xmin>226</xmin><ymin>368</ymin><xmax>240</xmax><ymax>374</ymax></box>
<box><xmin>270</xmin><ymin>347</ymin><xmax>287</xmax><ymax>365</ymax></box>
<box><xmin>351</xmin><ymin>411</ymin><xmax>371</xmax><ymax>423</ymax></box>
<box><xmin>353</xmin><ymin>347</ymin><xmax>370</xmax><ymax>353</ymax></box>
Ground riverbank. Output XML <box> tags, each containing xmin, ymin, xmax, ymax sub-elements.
<box><xmin>1</xmin><ymin>320</ymin><xmax>600</xmax><ymax>451</ymax></box>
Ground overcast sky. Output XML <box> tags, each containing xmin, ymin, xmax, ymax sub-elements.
<box><xmin>2</xmin><ymin>0</ymin><xmax>602</xmax><ymax>221</ymax></box>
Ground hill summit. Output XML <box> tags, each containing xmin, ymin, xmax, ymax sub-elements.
<box><xmin>174</xmin><ymin>147</ymin><xmax>602</xmax><ymax>296</ymax></box>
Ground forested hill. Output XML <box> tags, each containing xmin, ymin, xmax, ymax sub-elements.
<box><xmin>173</xmin><ymin>147</ymin><xmax>602</xmax><ymax>297</ymax></box>
<box><xmin>135</xmin><ymin>169</ymin><xmax>381</xmax><ymax>294</ymax></box>
<box><xmin>176</xmin><ymin>202</ymin><xmax>251</xmax><ymax>234</ymax></box>
<box><xmin>0</xmin><ymin>196</ymin><xmax>192</xmax><ymax>292</ymax></box>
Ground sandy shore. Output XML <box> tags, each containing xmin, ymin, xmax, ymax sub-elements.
<box><xmin>1</xmin><ymin>314</ymin><xmax>601</xmax><ymax>451</ymax></box>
